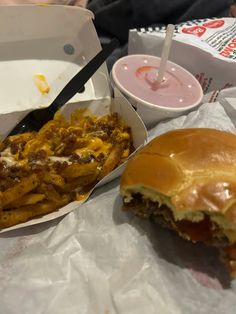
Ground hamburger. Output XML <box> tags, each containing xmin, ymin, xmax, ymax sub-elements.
<box><xmin>120</xmin><ymin>128</ymin><xmax>236</xmax><ymax>277</ymax></box>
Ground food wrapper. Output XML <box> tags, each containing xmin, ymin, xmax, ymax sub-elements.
<box><xmin>0</xmin><ymin>5</ymin><xmax>147</xmax><ymax>232</ymax></box>
<box><xmin>1</xmin><ymin>97</ymin><xmax>236</xmax><ymax>314</ymax></box>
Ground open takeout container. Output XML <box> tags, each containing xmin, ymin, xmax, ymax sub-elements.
<box><xmin>0</xmin><ymin>5</ymin><xmax>147</xmax><ymax>232</ymax></box>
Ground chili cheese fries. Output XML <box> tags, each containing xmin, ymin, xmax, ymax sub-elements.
<box><xmin>0</xmin><ymin>109</ymin><xmax>133</xmax><ymax>229</ymax></box>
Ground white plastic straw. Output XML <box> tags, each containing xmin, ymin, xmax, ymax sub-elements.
<box><xmin>156</xmin><ymin>24</ymin><xmax>175</xmax><ymax>84</ymax></box>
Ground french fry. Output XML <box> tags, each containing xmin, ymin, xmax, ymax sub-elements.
<box><xmin>5</xmin><ymin>193</ymin><xmax>45</xmax><ymax>209</ymax></box>
<box><xmin>43</xmin><ymin>172</ymin><xmax>65</xmax><ymax>188</ymax></box>
<box><xmin>37</xmin><ymin>183</ymin><xmax>64</xmax><ymax>202</ymax></box>
<box><xmin>23</xmin><ymin>139</ymin><xmax>52</xmax><ymax>157</ymax></box>
<box><xmin>61</xmin><ymin>162</ymin><xmax>98</xmax><ymax>179</ymax></box>
<box><xmin>70</xmin><ymin>108</ymin><xmax>92</xmax><ymax>126</ymax></box>
<box><xmin>60</xmin><ymin>173</ymin><xmax>98</xmax><ymax>192</ymax></box>
<box><xmin>98</xmin><ymin>145</ymin><xmax>124</xmax><ymax>180</ymax></box>
<box><xmin>37</xmin><ymin>116</ymin><xmax>66</xmax><ymax>136</ymax></box>
<box><xmin>0</xmin><ymin>196</ymin><xmax>70</xmax><ymax>228</ymax></box>
<box><xmin>0</xmin><ymin>142</ymin><xmax>5</xmax><ymax>151</ymax></box>
<box><xmin>6</xmin><ymin>132</ymin><xmax>35</xmax><ymax>144</ymax></box>
<box><xmin>0</xmin><ymin>174</ymin><xmax>40</xmax><ymax>209</ymax></box>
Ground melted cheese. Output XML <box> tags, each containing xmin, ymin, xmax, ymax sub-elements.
<box><xmin>75</xmin><ymin>138</ymin><xmax>112</xmax><ymax>157</ymax></box>
<box><xmin>0</xmin><ymin>148</ymin><xmax>18</xmax><ymax>166</ymax></box>
<box><xmin>34</xmin><ymin>74</ymin><xmax>50</xmax><ymax>94</ymax></box>
<box><xmin>1</xmin><ymin>147</ymin><xmax>12</xmax><ymax>157</ymax></box>
<box><xmin>49</xmin><ymin>156</ymin><xmax>72</xmax><ymax>165</ymax></box>
<box><xmin>0</xmin><ymin>156</ymin><xmax>17</xmax><ymax>167</ymax></box>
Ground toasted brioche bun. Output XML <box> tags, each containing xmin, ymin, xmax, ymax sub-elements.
<box><xmin>120</xmin><ymin>128</ymin><xmax>236</xmax><ymax>244</ymax></box>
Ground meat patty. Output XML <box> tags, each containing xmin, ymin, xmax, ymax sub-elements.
<box><xmin>123</xmin><ymin>194</ymin><xmax>229</xmax><ymax>246</ymax></box>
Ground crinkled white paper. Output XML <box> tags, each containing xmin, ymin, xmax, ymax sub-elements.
<box><xmin>1</xmin><ymin>98</ymin><xmax>236</xmax><ymax>314</ymax></box>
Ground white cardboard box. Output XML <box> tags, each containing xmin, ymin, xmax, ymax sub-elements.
<box><xmin>0</xmin><ymin>5</ymin><xmax>147</xmax><ymax>232</ymax></box>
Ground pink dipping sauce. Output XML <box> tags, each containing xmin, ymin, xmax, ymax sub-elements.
<box><xmin>112</xmin><ymin>55</ymin><xmax>202</xmax><ymax>109</ymax></box>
